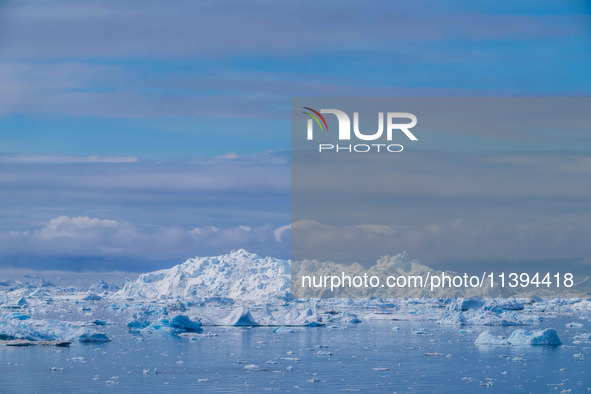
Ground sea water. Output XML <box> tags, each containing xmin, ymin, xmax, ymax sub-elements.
<box><xmin>0</xmin><ymin>316</ymin><xmax>589</xmax><ymax>392</ymax></box>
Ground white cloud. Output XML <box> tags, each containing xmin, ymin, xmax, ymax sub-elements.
<box><xmin>0</xmin><ymin>216</ymin><xmax>288</xmax><ymax>269</ymax></box>
<box><xmin>36</xmin><ymin>216</ymin><xmax>121</xmax><ymax>239</ymax></box>
<box><xmin>273</xmin><ymin>224</ymin><xmax>291</xmax><ymax>242</ymax></box>
<box><xmin>0</xmin><ymin>154</ymin><xmax>139</xmax><ymax>164</ymax></box>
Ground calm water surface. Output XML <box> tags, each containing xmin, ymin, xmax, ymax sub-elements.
<box><xmin>0</xmin><ymin>316</ymin><xmax>589</xmax><ymax>392</ymax></box>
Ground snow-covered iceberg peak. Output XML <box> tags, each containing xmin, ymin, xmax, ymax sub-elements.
<box><xmin>116</xmin><ymin>249</ymin><xmax>291</xmax><ymax>302</ymax></box>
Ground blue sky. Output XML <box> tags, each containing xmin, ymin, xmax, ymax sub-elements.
<box><xmin>0</xmin><ymin>0</ymin><xmax>590</xmax><ymax>272</ymax></box>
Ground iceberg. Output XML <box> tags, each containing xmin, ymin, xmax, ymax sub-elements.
<box><xmin>116</xmin><ymin>250</ymin><xmax>290</xmax><ymax>302</ymax></box>
<box><xmin>456</xmin><ymin>298</ymin><xmax>485</xmax><ymax>311</ymax></box>
<box><xmin>341</xmin><ymin>312</ymin><xmax>361</xmax><ymax>324</ymax></box>
<box><xmin>438</xmin><ymin>308</ymin><xmax>523</xmax><ymax>326</ymax></box>
<box><xmin>257</xmin><ymin>304</ymin><xmax>278</xmax><ymax>325</ymax></box>
<box><xmin>294</xmin><ymin>309</ymin><xmax>324</xmax><ymax>327</ymax></box>
<box><xmin>273</xmin><ymin>326</ymin><xmax>296</xmax><ymax>334</ymax></box>
<box><xmin>565</xmin><ymin>322</ymin><xmax>584</xmax><ymax>328</ymax></box>
<box><xmin>475</xmin><ymin>328</ymin><xmax>562</xmax><ymax>346</ymax></box>
<box><xmin>219</xmin><ymin>307</ymin><xmax>259</xmax><ymax>326</ymax></box>
<box><xmin>0</xmin><ymin>317</ymin><xmax>109</xmax><ymax>343</ymax></box>
<box><xmin>126</xmin><ymin>312</ymin><xmax>152</xmax><ymax>330</ymax></box>
<box><xmin>507</xmin><ymin>329</ymin><xmax>562</xmax><ymax>345</ymax></box>
<box><xmin>475</xmin><ymin>331</ymin><xmax>510</xmax><ymax>345</ymax></box>
<box><xmin>169</xmin><ymin>315</ymin><xmax>202</xmax><ymax>333</ymax></box>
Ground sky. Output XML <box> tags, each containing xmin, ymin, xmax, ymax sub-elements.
<box><xmin>0</xmin><ymin>0</ymin><xmax>590</xmax><ymax>272</ymax></box>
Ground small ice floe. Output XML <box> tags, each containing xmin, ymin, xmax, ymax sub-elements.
<box><xmin>510</xmin><ymin>357</ymin><xmax>525</xmax><ymax>362</ymax></box>
<box><xmin>573</xmin><ymin>353</ymin><xmax>584</xmax><ymax>361</ymax></box>
<box><xmin>185</xmin><ymin>332</ymin><xmax>217</xmax><ymax>341</ymax></box>
<box><xmin>566</xmin><ymin>322</ymin><xmax>584</xmax><ymax>329</ymax></box>
<box><xmin>2</xmin><ymin>340</ymin><xmax>71</xmax><ymax>347</ymax></box>
<box><xmin>67</xmin><ymin>357</ymin><xmax>86</xmax><ymax>363</ymax></box>
<box><xmin>197</xmin><ymin>379</ymin><xmax>208</xmax><ymax>382</ymax></box>
<box><xmin>82</xmin><ymin>293</ymin><xmax>102</xmax><ymax>301</ymax></box>
<box><xmin>424</xmin><ymin>353</ymin><xmax>446</xmax><ymax>357</ymax></box>
<box><xmin>78</xmin><ymin>332</ymin><xmax>111</xmax><ymax>343</ymax></box>
<box><xmin>243</xmin><ymin>364</ymin><xmax>260</xmax><ymax>370</ymax></box>
<box><xmin>49</xmin><ymin>367</ymin><xmax>64</xmax><ymax>372</ymax></box>
<box><xmin>475</xmin><ymin>328</ymin><xmax>561</xmax><ymax>346</ymax></box>
<box><xmin>392</xmin><ymin>327</ymin><xmax>400</xmax><ymax>331</ymax></box>
<box><xmin>307</xmin><ymin>377</ymin><xmax>319</xmax><ymax>383</ymax></box>
<box><xmin>574</xmin><ymin>333</ymin><xmax>591</xmax><ymax>341</ymax></box>
<box><xmin>272</xmin><ymin>326</ymin><xmax>295</xmax><ymax>334</ymax></box>
<box><xmin>372</xmin><ymin>367</ymin><xmax>390</xmax><ymax>371</ymax></box>
<box><xmin>316</xmin><ymin>350</ymin><xmax>332</xmax><ymax>356</ymax></box>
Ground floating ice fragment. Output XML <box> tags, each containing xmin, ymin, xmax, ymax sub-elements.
<box><xmin>78</xmin><ymin>332</ymin><xmax>111</xmax><ymax>343</ymax></box>
<box><xmin>82</xmin><ymin>293</ymin><xmax>102</xmax><ymax>301</ymax></box>
<box><xmin>272</xmin><ymin>326</ymin><xmax>295</xmax><ymax>334</ymax></box>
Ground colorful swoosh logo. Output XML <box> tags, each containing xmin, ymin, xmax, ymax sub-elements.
<box><xmin>302</xmin><ymin>107</ymin><xmax>328</xmax><ymax>130</ymax></box>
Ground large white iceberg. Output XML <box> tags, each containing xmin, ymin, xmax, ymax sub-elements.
<box><xmin>116</xmin><ymin>250</ymin><xmax>291</xmax><ymax>302</ymax></box>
